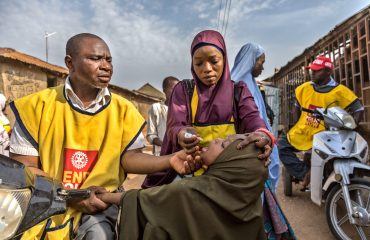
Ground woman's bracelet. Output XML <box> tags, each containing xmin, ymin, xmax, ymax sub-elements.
<box><xmin>255</xmin><ymin>128</ymin><xmax>276</xmax><ymax>146</ymax></box>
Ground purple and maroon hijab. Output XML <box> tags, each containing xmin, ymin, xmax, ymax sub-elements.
<box><xmin>160</xmin><ymin>30</ymin><xmax>235</xmax><ymax>155</ymax></box>
<box><xmin>190</xmin><ymin>30</ymin><xmax>234</xmax><ymax>124</ymax></box>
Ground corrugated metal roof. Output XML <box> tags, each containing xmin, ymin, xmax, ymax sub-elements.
<box><xmin>0</xmin><ymin>48</ymin><xmax>68</xmax><ymax>75</ymax></box>
<box><xmin>137</xmin><ymin>83</ymin><xmax>165</xmax><ymax>100</ymax></box>
<box><xmin>109</xmin><ymin>84</ymin><xmax>163</xmax><ymax>101</ymax></box>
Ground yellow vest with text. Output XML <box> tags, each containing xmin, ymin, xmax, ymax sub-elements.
<box><xmin>287</xmin><ymin>82</ymin><xmax>357</xmax><ymax>150</ymax></box>
<box><xmin>11</xmin><ymin>85</ymin><xmax>145</xmax><ymax>240</ymax></box>
<box><xmin>191</xmin><ymin>87</ymin><xmax>236</xmax><ymax>176</ymax></box>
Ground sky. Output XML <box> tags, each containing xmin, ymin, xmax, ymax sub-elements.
<box><xmin>0</xmin><ymin>0</ymin><xmax>369</xmax><ymax>90</ymax></box>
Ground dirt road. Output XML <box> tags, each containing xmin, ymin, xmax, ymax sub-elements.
<box><xmin>122</xmin><ymin>173</ymin><xmax>336</xmax><ymax>239</ymax></box>
<box><xmin>276</xmin><ymin>181</ymin><xmax>335</xmax><ymax>240</ymax></box>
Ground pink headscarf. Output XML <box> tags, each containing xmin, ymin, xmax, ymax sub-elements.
<box><xmin>190</xmin><ymin>30</ymin><xmax>234</xmax><ymax>123</ymax></box>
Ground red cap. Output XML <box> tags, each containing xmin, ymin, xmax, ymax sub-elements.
<box><xmin>307</xmin><ymin>56</ymin><xmax>333</xmax><ymax>71</ymax></box>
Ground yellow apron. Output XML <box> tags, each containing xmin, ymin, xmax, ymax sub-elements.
<box><xmin>11</xmin><ymin>86</ymin><xmax>145</xmax><ymax>240</ymax></box>
<box><xmin>0</xmin><ymin>118</ymin><xmax>11</xmax><ymax>134</ymax></box>
<box><xmin>191</xmin><ymin>87</ymin><xmax>236</xmax><ymax>176</ymax></box>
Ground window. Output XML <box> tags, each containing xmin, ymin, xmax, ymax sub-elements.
<box><xmin>47</xmin><ymin>76</ymin><xmax>57</xmax><ymax>88</ymax></box>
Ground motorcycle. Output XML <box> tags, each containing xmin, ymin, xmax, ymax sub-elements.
<box><xmin>283</xmin><ymin>105</ymin><xmax>370</xmax><ymax>239</ymax></box>
<box><xmin>0</xmin><ymin>155</ymin><xmax>90</xmax><ymax>240</ymax></box>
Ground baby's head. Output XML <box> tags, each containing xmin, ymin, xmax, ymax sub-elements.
<box><xmin>201</xmin><ymin>138</ymin><xmax>233</xmax><ymax>166</ymax></box>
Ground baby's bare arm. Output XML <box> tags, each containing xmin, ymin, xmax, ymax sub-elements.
<box><xmin>96</xmin><ymin>192</ymin><xmax>123</xmax><ymax>205</ymax></box>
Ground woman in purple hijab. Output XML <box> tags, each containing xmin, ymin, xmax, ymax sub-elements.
<box><xmin>143</xmin><ymin>30</ymin><xmax>275</xmax><ymax>187</ymax></box>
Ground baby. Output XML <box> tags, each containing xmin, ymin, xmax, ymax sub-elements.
<box><xmin>97</xmin><ymin>138</ymin><xmax>268</xmax><ymax>240</ymax></box>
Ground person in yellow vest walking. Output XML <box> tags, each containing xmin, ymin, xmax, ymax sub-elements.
<box><xmin>279</xmin><ymin>56</ymin><xmax>364</xmax><ymax>188</ymax></box>
<box><xmin>9</xmin><ymin>33</ymin><xmax>201</xmax><ymax>240</ymax></box>
<box><xmin>0</xmin><ymin>94</ymin><xmax>10</xmax><ymax>156</ymax></box>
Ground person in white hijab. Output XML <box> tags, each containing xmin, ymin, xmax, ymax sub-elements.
<box><xmin>231</xmin><ymin>43</ymin><xmax>296</xmax><ymax>240</ymax></box>
<box><xmin>231</xmin><ymin>43</ymin><xmax>280</xmax><ymax>192</ymax></box>
<box><xmin>0</xmin><ymin>94</ymin><xmax>10</xmax><ymax>156</ymax></box>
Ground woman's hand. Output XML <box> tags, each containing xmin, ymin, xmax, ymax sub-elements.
<box><xmin>170</xmin><ymin>149</ymin><xmax>202</xmax><ymax>175</ymax></box>
<box><xmin>96</xmin><ymin>192</ymin><xmax>123</xmax><ymax>205</ymax></box>
<box><xmin>177</xmin><ymin>127</ymin><xmax>201</xmax><ymax>154</ymax></box>
<box><xmin>225</xmin><ymin>132</ymin><xmax>272</xmax><ymax>166</ymax></box>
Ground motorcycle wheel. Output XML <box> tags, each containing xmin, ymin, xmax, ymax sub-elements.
<box><xmin>325</xmin><ymin>179</ymin><xmax>370</xmax><ymax>240</ymax></box>
<box><xmin>283</xmin><ymin>166</ymin><xmax>292</xmax><ymax>196</ymax></box>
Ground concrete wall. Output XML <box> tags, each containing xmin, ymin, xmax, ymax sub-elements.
<box><xmin>0</xmin><ymin>59</ymin><xmax>66</xmax><ymax>124</ymax></box>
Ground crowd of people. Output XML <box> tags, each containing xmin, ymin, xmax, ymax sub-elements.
<box><xmin>1</xmin><ymin>28</ymin><xmax>363</xmax><ymax>240</ymax></box>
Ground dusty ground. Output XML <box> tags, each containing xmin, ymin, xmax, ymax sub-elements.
<box><xmin>122</xmin><ymin>172</ymin><xmax>337</xmax><ymax>240</ymax></box>
<box><xmin>276</xmin><ymin>180</ymin><xmax>335</xmax><ymax>240</ymax></box>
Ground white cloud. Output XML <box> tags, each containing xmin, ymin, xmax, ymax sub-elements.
<box><xmin>84</xmin><ymin>0</ymin><xmax>192</xmax><ymax>87</ymax></box>
<box><xmin>0</xmin><ymin>0</ymin><xmax>368</xmax><ymax>88</ymax></box>
<box><xmin>0</xmin><ymin>0</ymin><xmax>194</xmax><ymax>89</ymax></box>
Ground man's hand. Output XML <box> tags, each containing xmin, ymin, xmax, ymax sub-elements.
<box><xmin>225</xmin><ymin>132</ymin><xmax>272</xmax><ymax>166</ymax></box>
<box><xmin>170</xmin><ymin>149</ymin><xmax>202</xmax><ymax>175</ymax></box>
<box><xmin>177</xmin><ymin>127</ymin><xmax>201</xmax><ymax>154</ymax></box>
<box><xmin>68</xmin><ymin>186</ymin><xmax>110</xmax><ymax>214</ymax></box>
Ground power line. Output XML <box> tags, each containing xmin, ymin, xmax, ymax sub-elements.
<box><xmin>216</xmin><ymin>0</ymin><xmax>222</xmax><ymax>31</ymax></box>
<box><xmin>217</xmin><ymin>0</ymin><xmax>232</xmax><ymax>37</ymax></box>
<box><xmin>220</xmin><ymin>0</ymin><xmax>228</xmax><ymax>35</ymax></box>
<box><xmin>223</xmin><ymin>0</ymin><xmax>232</xmax><ymax>37</ymax></box>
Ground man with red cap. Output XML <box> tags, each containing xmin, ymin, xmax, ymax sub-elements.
<box><xmin>278</xmin><ymin>56</ymin><xmax>364</xmax><ymax>188</ymax></box>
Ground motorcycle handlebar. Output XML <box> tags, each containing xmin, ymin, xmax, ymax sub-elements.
<box><xmin>301</xmin><ymin>107</ymin><xmax>324</xmax><ymax>119</ymax></box>
<box><xmin>57</xmin><ymin>188</ymin><xmax>91</xmax><ymax>199</ymax></box>
<box><xmin>301</xmin><ymin>107</ymin><xmax>316</xmax><ymax>114</ymax></box>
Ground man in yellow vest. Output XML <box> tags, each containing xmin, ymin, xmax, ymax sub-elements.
<box><xmin>278</xmin><ymin>56</ymin><xmax>364</xmax><ymax>188</ymax></box>
<box><xmin>9</xmin><ymin>33</ymin><xmax>201</xmax><ymax>240</ymax></box>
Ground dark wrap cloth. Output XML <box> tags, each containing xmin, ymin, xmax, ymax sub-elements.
<box><xmin>119</xmin><ymin>141</ymin><xmax>268</xmax><ymax>240</ymax></box>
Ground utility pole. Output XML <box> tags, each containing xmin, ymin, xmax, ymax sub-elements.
<box><xmin>44</xmin><ymin>31</ymin><xmax>57</xmax><ymax>63</ymax></box>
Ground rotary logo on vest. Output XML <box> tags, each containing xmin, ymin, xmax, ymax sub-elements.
<box><xmin>71</xmin><ymin>151</ymin><xmax>89</xmax><ymax>169</ymax></box>
<box><xmin>62</xmin><ymin>148</ymin><xmax>99</xmax><ymax>189</ymax></box>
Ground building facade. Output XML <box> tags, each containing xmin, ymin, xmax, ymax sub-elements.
<box><xmin>109</xmin><ymin>84</ymin><xmax>163</xmax><ymax>137</ymax></box>
<box><xmin>0</xmin><ymin>48</ymin><xmax>67</xmax><ymax>123</ymax></box>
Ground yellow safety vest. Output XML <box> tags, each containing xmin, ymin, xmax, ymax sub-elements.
<box><xmin>191</xmin><ymin>87</ymin><xmax>236</xmax><ymax>176</ymax></box>
<box><xmin>11</xmin><ymin>85</ymin><xmax>145</xmax><ymax>240</ymax></box>
<box><xmin>288</xmin><ymin>82</ymin><xmax>357</xmax><ymax>150</ymax></box>
<box><xmin>0</xmin><ymin>118</ymin><xmax>11</xmax><ymax>134</ymax></box>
